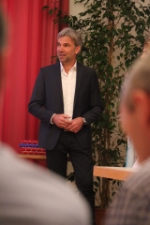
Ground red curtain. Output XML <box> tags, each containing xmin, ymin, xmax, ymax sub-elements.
<box><xmin>0</xmin><ymin>0</ymin><xmax>69</xmax><ymax>152</ymax></box>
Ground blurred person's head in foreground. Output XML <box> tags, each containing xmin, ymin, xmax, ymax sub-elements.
<box><xmin>120</xmin><ymin>53</ymin><xmax>150</xmax><ymax>163</ymax></box>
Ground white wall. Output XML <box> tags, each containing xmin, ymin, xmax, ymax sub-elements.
<box><xmin>69</xmin><ymin>0</ymin><xmax>150</xmax><ymax>16</ymax></box>
<box><xmin>69</xmin><ymin>0</ymin><xmax>85</xmax><ymax>15</ymax></box>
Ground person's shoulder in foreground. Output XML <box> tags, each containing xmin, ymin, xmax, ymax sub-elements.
<box><xmin>0</xmin><ymin>143</ymin><xmax>91</xmax><ymax>225</ymax></box>
<box><xmin>105</xmin><ymin>158</ymin><xmax>150</xmax><ymax>225</ymax></box>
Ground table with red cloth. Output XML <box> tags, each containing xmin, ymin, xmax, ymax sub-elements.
<box><xmin>19</xmin><ymin>140</ymin><xmax>46</xmax><ymax>166</ymax></box>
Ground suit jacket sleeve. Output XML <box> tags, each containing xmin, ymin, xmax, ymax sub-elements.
<box><xmin>82</xmin><ymin>69</ymin><xmax>103</xmax><ymax>125</ymax></box>
<box><xmin>28</xmin><ymin>68</ymin><xmax>54</xmax><ymax>124</ymax></box>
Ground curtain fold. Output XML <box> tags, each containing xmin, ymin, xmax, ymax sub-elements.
<box><xmin>0</xmin><ymin>0</ymin><xmax>69</xmax><ymax>151</ymax></box>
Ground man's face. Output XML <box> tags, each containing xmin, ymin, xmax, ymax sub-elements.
<box><xmin>120</xmin><ymin>91</ymin><xmax>150</xmax><ymax>159</ymax></box>
<box><xmin>120</xmin><ymin>101</ymin><xmax>135</xmax><ymax>138</ymax></box>
<box><xmin>57</xmin><ymin>36</ymin><xmax>80</xmax><ymax>64</ymax></box>
<box><xmin>120</xmin><ymin>90</ymin><xmax>145</xmax><ymax>146</ymax></box>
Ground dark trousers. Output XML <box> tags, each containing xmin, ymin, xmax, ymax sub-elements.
<box><xmin>46</xmin><ymin>131</ymin><xmax>95</xmax><ymax>224</ymax></box>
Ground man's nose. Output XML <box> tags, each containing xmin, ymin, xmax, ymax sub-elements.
<box><xmin>58</xmin><ymin>45</ymin><xmax>64</xmax><ymax>52</ymax></box>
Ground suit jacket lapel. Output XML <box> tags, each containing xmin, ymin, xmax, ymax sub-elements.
<box><xmin>54</xmin><ymin>63</ymin><xmax>64</xmax><ymax>110</ymax></box>
<box><xmin>74</xmin><ymin>62</ymin><xmax>84</xmax><ymax>109</ymax></box>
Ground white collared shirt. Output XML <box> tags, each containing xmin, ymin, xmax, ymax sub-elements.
<box><xmin>60</xmin><ymin>62</ymin><xmax>77</xmax><ymax>120</ymax></box>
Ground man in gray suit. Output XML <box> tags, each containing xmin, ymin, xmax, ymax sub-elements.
<box><xmin>0</xmin><ymin>6</ymin><xmax>91</xmax><ymax>225</ymax></box>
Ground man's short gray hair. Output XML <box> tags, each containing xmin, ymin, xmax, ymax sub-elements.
<box><xmin>57</xmin><ymin>27</ymin><xmax>82</xmax><ymax>47</ymax></box>
<box><xmin>122</xmin><ymin>53</ymin><xmax>150</xmax><ymax>104</ymax></box>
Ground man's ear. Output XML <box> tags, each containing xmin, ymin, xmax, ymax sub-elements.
<box><xmin>131</xmin><ymin>90</ymin><xmax>150</xmax><ymax>126</ymax></box>
<box><xmin>75</xmin><ymin>45</ymin><xmax>81</xmax><ymax>55</ymax></box>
